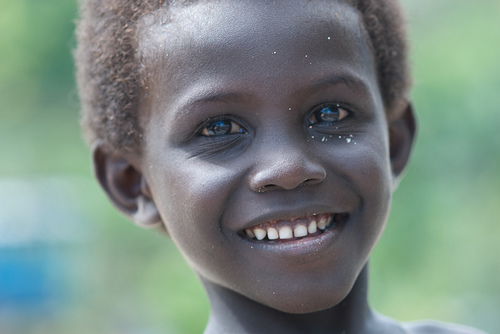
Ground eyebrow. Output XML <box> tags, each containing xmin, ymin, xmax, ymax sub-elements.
<box><xmin>191</xmin><ymin>91</ymin><xmax>249</xmax><ymax>105</ymax></box>
<box><xmin>171</xmin><ymin>89</ymin><xmax>252</xmax><ymax>124</ymax></box>
<box><xmin>299</xmin><ymin>74</ymin><xmax>370</xmax><ymax>97</ymax></box>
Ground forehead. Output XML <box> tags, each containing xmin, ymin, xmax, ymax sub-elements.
<box><xmin>137</xmin><ymin>0</ymin><xmax>379</xmax><ymax>114</ymax></box>
<box><xmin>140</xmin><ymin>0</ymin><xmax>363</xmax><ymax>44</ymax></box>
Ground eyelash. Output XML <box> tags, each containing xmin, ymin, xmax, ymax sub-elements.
<box><xmin>197</xmin><ymin>115</ymin><xmax>248</xmax><ymax>137</ymax></box>
<box><xmin>307</xmin><ymin>103</ymin><xmax>351</xmax><ymax>127</ymax></box>
<box><xmin>197</xmin><ymin>102</ymin><xmax>353</xmax><ymax>138</ymax></box>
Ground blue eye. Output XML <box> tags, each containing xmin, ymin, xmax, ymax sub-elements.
<box><xmin>309</xmin><ymin>104</ymin><xmax>349</xmax><ymax>125</ymax></box>
<box><xmin>201</xmin><ymin>119</ymin><xmax>246</xmax><ymax>137</ymax></box>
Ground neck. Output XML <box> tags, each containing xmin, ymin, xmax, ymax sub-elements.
<box><xmin>202</xmin><ymin>264</ymin><xmax>378</xmax><ymax>334</ymax></box>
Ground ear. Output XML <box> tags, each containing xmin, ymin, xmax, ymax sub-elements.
<box><xmin>388</xmin><ymin>103</ymin><xmax>417</xmax><ymax>189</ymax></box>
<box><xmin>92</xmin><ymin>143</ymin><xmax>162</xmax><ymax>229</ymax></box>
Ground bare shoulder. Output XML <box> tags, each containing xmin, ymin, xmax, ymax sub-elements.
<box><xmin>403</xmin><ymin>320</ymin><xmax>488</xmax><ymax>334</ymax></box>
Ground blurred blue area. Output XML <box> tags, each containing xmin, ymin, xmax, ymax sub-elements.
<box><xmin>0</xmin><ymin>246</ymin><xmax>54</xmax><ymax>305</ymax></box>
<box><xmin>0</xmin><ymin>178</ymin><xmax>92</xmax><ymax>333</ymax></box>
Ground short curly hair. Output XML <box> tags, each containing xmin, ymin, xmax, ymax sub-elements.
<box><xmin>75</xmin><ymin>0</ymin><xmax>411</xmax><ymax>154</ymax></box>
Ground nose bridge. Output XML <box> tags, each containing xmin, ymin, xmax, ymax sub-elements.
<box><xmin>249</xmin><ymin>130</ymin><xmax>326</xmax><ymax>191</ymax></box>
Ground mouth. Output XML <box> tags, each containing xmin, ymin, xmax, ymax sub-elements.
<box><xmin>242</xmin><ymin>213</ymin><xmax>348</xmax><ymax>242</ymax></box>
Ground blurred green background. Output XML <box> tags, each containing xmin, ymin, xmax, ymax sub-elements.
<box><xmin>0</xmin><ymin>0</ymin><xmax>498</xmax><ymax>333</ymax></box>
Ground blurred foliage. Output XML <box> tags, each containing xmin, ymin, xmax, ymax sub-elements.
<box><xmin>0</xmin><ymin>0</ymin><xmax>498</xmax><ymax>333</ymax></box>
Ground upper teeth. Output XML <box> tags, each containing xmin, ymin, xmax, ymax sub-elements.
<box><xmin>245</xmin><ymin>214</ymin><xmax>333</xmax><ymax>241</ymax></box>
<box><xmin>294</xmin><ymin>225</ymin><xmax>308</xmax><ymax>237</ymax></box>
<box><xmin>267</xmin><ymin>227</ymin><xmax>279</xmax><ymax>240</ymax></box>
<box><xmin>317</xmin><ymin>216</ymin><xmax>328</xmax><ymax>230</ymax></box>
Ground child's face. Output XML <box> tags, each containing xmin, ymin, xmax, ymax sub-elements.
<box><xmin>137</xmin><ymin>0</ymin><xmax>396</xmax><ymax>313</ymax></box>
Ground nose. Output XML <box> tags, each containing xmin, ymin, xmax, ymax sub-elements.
<box><xmin>248</xmin><ymin>142</ymin><xmax>326</xmax><ymax>192</ymax></box>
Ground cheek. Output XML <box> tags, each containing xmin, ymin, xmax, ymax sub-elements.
<box><xmin>323</xmin><ymin>132</ymin><xmax>393</xmax><ymax>255</ymax></box>
<box><xmin>349</xmin><ymin>142</ymin><xmax>392</xmax><ymax>200</ymax></box>
<box><xmin>145</xmin><ymin>153</ymin><xmax>244</xmax><ymax>270</ymax></box>
<box><xmin>337</xmin><ymin>123</ymin><xmax>392</xmax><ymax>198</ymax></box>
<box><xmin>354</xmin><ymin>142</ymin><xmax>392</xmax><ymax>235</ymax></box>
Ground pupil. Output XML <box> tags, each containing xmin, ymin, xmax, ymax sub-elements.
<box><xmin>318</xmin><ymin>106</ymin><xmax>339</xmax><ymax>122</ymax></box>
<box><xmin>207</xmin><ymin>120</ymin><xmax>231</xmax><ymax>136</ymax></box>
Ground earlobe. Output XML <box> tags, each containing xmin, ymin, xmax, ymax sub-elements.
<box><xmin>92</xmin><ymin>143</ymin><xmax>162</xmax><ymax>229</ymax></box>
<box><xmin>389</xmin><ymin>103</ymin><xmax>417</xmax><ymax>189</ymax></box>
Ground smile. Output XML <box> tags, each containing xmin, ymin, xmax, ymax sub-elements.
<box><xmin>243</xmin><ymin>213</ymin><xmax>348</xmax><ymax>242</ymax></box>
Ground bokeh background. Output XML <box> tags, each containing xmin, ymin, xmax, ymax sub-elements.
<box><xmin>1</xmin><ymin>0</ymin><xmax>499</xmax><ymax>333</ymax></box>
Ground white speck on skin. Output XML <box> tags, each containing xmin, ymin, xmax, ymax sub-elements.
<box><xmin>327</xmin><ymin>36</ymin><xmax>331</xmax><ymax>40</ymax></box>
<box><xmin>346</xmin><ymin>138</ymin><xmax>352</xmax><ymax>143</ymax></box>
<box><xmin>272</xmin><ymin>51</ymin><xmax>277</xmax><ymax>54</ymax></box>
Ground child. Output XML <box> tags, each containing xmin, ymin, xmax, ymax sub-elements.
<box><xmin>75</xmin><ymin>0</ymin><xmax>486</xmax><ymax>333</ymax></box>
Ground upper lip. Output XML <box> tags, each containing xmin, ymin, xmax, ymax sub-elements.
<box><xmin>233</xmin><ymin>205</ymin><xmax>347</xmax><ymax>231</ymax></box>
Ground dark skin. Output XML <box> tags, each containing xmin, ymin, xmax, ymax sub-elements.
<box><xmin>92</xmin><ymin>1</ymin><xmax>484</xmax><ymax>333</ymax></box>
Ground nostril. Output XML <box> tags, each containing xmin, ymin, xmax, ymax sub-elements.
<box><xmin>258</xmin><ymin>179</ymin><xmax>313</xmax><ymax>192</ymax></box>
<box><xmin>257</xmin><ymin>184</ymin><xmax>279</xmax><ymax>193</ymax></box>
<box><xmin>302</xmin><ymin>177</ymin><xmax>323</xmax><ymax>186</ymax></box>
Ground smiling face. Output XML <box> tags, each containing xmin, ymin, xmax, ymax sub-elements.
<box><xmin>136</xmin><ymin>0</ymin><xmax>395</xmax><ymax>313</ymax></box>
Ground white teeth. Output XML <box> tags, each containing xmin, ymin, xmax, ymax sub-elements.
<box><xmin>254</xmin><ymin>228</ymin><xmax>266</xmax><ymax>240</ymax></box>
<box><xmin>267</xmin><ymin>227</ymin><xmax>279</xmax><ymax>240</ymax></box>
<box><xmin>279</xmin><ymin>226</ymin><xmax>293</xmax><ymax>239</ymax></box>
<box><xmin>247</xmin><ymin>214</ymin><xmax>336</xmax><ymax>241</ymax></box>
<box><xmin>308</xmin><ymin>221</ymin><xmax>317</xmax><ymax>234</ymax></box>
<box><xmin>294</xmin><ymin>225</ymin><xmax>308</xmax><ymax>238</ymax></box>
<box><xmin>317</xmin><ymin>216</ymin><xmax>327</xmax><ymax>230</ymax></box>
<box><xmin>245</xmin><ymin>229</ymin><xmax>255</xmax><ymax>238</ymax></box>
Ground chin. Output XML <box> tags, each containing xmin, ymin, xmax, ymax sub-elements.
<box><xmin>254</xmin><ymin>279</ymin><xmax>355</xmax><ymax>315</ymax></box>
<box><xmin>266</xmin><ymin>296</ymin><xmax>346</xmax><ymax>315</ymax></box>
